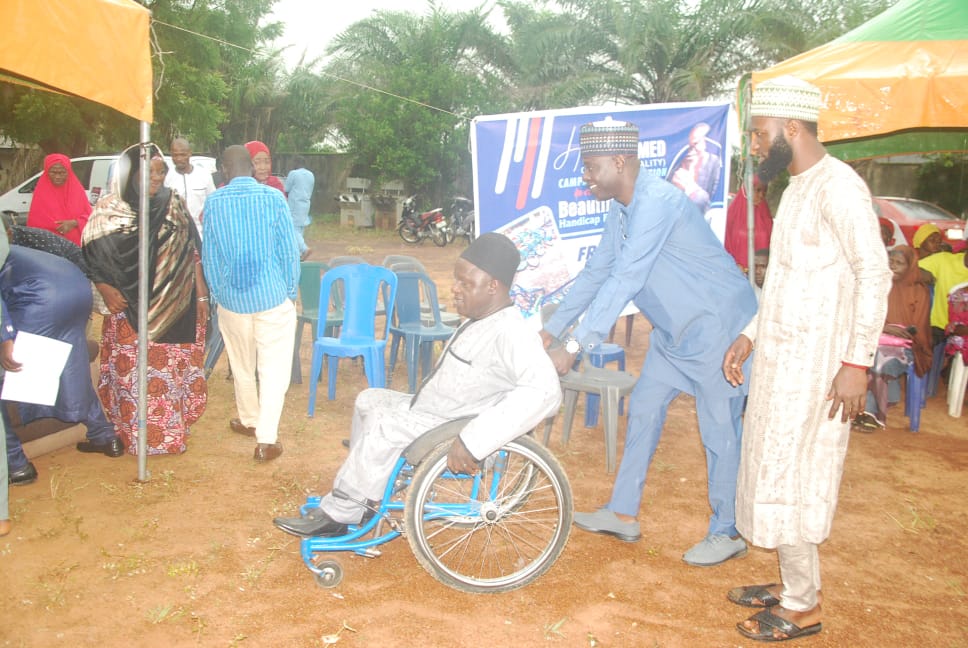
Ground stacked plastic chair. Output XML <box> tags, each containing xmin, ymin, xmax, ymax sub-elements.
<box><xmin>948</xmin><ymin>352</ymin><xmax>967</xmax><ymax>417</ymax></box>
<box><xmin>307</xmin><ymin>264</ymin><xmax>397</xmax><ymax>412</ymax></box>
<box><xmin>291</xmin><ymin>261</ymin><xmax>333</xmax><ymax>384</ymax></box>
<box><xmin>386</xmin><ymin>271</ymin><xmax>456</xmax><ymax>392</ymax></box>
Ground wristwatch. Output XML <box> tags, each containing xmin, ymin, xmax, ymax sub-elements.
<box><xmin>564</xmin><ymin>337</ymin><xmax>582</xmax><ymax>355</ymax></box>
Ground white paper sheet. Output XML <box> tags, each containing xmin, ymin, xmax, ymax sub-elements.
<box><xmin>1</xmin><ymin>331</ymin><xmax>71</xmax><ymax>407</ymax></box>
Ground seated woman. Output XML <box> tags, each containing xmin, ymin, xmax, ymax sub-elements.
<box><xmin>82</xmin><ymin>145</ymin><xmax>208</xmax><ymax>455</ymax></box>
<box><xmin>26</xmin><ymin>154</ymin><xmax>91</xmax><ymax>246</ymax></box>
<box><xmin>855</xmin><ymin>245</ymin><xmax>932</xmax><ymax>430</ymax></box>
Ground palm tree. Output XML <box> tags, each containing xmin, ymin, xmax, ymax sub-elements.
<box><xmin>323</xmin><ymin>1</ymin><xmax>511</xmax><ymax>201</ymax></box>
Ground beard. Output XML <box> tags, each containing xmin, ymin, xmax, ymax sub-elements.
<box><xmin>756</xmin><ymin>134</ymin><xmax>793</xmax><ymax>183</ymax></box>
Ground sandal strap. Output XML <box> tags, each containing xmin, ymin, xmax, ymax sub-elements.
<box><xmin>750</xmin><ymin>609</ymin><xmax>802</xmax><ymax>637</ymax></box>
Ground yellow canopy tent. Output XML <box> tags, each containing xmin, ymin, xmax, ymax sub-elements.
<box><xmin>0</xmin><ymin>0</ymin><xmax>152</xmax><ymax>122</ymax></box>
<box><xmin>0</xmin><ymin>0</ymin><xmax>155</xmax><ymax>480</ymax></box>
<box><xmin>749</xmin><ymin>0</ymin><xmax>968</xmax><ymax>160</ymax></box>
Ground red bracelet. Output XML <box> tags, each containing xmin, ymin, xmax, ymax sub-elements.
<box><xmin>841</xmin><ymin>361</ymin><xmax>869</xmax><ymax>370</ymax></box>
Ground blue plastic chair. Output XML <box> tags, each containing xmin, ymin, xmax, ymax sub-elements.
<box><xmin>387</xmin><ymin>271</ymin><xmax>456</xmax><ymax>392</ymax></box>
<box><xmin>584</xmin><ymin>343</ymin><xmax>627</xmax><ymax>427</ymax></box>
<box><xmin>384</xmin><ymin>257</ymin><xmax>461</xmax><ymax>328</ymax></box>
<box><xmin>904</xmin><ymin>361</ymin><xmax>928</xmax><ymax>433</ymax></box>
<box><xmin>292</xmin><ymin>261</ymin><xmax>342</xmax><ymax>384</ymax></box>
<box><xmin>307</xmin><ymin>264</ymin><xmax>397</xmax><ymax>413</ymax></box>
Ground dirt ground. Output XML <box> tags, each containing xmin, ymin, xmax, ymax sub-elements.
<box><xmin>2</xmin><ymin>223</ymin><xmax>967</xmax><ymax>648</ymax></box>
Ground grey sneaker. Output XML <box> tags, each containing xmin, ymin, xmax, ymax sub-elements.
<box><xmin>573</xmin><ymin>508</ymin><xmax>641</xmax><ymax>542</ymax></box>
<box><xmin>682</xmin><ymin>534</ymin><xmax>748</xmax><ymax>566</ymax></box>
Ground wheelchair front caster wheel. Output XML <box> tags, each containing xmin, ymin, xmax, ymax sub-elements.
<box><xmin>312</xmin><ymin>561</ymin><xmax>343</xmax><ymax>588</ymax></box>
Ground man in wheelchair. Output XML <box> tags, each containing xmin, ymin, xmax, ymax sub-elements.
<box><xmin>274</xmin><ymin>233</ymin><xmax>562</xmax><ymax>538</ymax></box>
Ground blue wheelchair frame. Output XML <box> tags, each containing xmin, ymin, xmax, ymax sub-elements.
<box><xmin>295</xmin><ymin>418</ymin><xmax>573</xmax><ymax>593</ymax></box>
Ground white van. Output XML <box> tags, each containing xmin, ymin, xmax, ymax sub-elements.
<box><xmin>0</xmin><ymin>154</ymin><xmax>216</xmax><ymax>223</ymax></box>
<box><xmin>0</xmin><ymin>156</ymin><xmax>114</xmax><ymax>221</ymax></box>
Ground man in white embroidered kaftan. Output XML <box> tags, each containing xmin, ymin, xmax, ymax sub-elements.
<box><xmin>721</xmin><ymin>76</ymin><xmax>891</xmax><ymax>643</ymax></box>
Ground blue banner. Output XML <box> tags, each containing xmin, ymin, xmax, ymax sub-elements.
<box><xmin>471</xmin><ymin>102</ymin><xmax>732</xmax><ymax>320</ymax></box>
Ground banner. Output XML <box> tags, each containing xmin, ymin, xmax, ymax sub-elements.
<box><xmin>471</xmin><ymin>102</ymin><xmax>731</xmax><ymax>321</ymax></box>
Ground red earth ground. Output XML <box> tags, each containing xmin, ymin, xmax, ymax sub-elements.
<box><xmin>2</xmin><ymin>223</ymin><xmax>966</xmax><ymax>648</ymax></box>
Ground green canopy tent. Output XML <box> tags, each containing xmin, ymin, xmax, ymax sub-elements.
<box><xmin>734</xmin><ymin>0</ymin><xmax>968</xmax><ymax>275</ymax></box>
<box><xmin>749</xmin><ymin>0</ymin><xmax>968</xmax><ymax>160</ymax></box>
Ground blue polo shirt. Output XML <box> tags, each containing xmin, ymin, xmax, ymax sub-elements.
<box><xmin>202</xmin><ymin>176</ymin><xmax>299</xmax><ymax>314</ymax></box>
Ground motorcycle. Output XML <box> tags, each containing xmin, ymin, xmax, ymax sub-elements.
<box><xmin>397</xmin><ymin>195</ymin><xmax>450</xmax><ymax>247</ymax></box>
<box><xmin>445</xmin><ymin>196</ymin><xmax>475</xmax><ymax>245</ymax></box>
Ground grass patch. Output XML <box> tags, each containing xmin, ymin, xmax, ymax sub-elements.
<box><xmin>166</xmin><ymin>559</ymin><xmax>199</xmax><ymax>578</ymax></box>
<box><xmin>100</xmin><ymin>550</ymin><xmax>151</xmax><ymax>579</ymax></box>
<box><xmin>544</xmin><ymin>616</ymin><xmax>567</xmax><ymax>640</ymax></box>
<box><xmin>35</xmin><ymin>562</ymin><xmax>79</xmax><ymax>610</ymax></box>
<box><xmin>886</xmin><ymin>499</ymin><xmax>937</xmax><ymax>534</ymax></box>
<box><xmin>146</xmin><ymin>603</ymin><xmax>184</xmax><ymax>624</ymax></box>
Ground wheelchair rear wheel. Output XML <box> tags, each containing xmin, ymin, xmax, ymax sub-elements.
<box><xmin>404</xmin><ymin>435</ymin><xmax>572</xmax><ymax>593</ymax></box>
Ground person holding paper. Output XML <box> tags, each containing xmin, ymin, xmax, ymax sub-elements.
<box><xmin>0</xmin><ymin>224</ymin><xmax>9</xmax><ymax>535</ymax></box>
<box><xmin>1</xmin><ymin>246</ymin><xmax>123</xmax><ymax>485</ymax></box>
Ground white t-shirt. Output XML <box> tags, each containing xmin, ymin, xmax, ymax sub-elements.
<box><xmin>165</xmin><ymin>165</ymin><xmax>216</xmax><ymax>236</ymax></box>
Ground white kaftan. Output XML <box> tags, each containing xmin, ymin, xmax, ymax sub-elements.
<box><xmin>737</xmin><ymin>155</ymin><xmax>891</xmax><ymax>548</ymax></box>
<box><xmin>323</xmin><ymin>305</ymin><xmax>562</xmax><ymax>523</ymax></box>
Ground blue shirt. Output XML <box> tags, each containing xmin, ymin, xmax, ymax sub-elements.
<box><xmin>545</xmin><ymin>171</ymin><xmax>757</xmax><ymax>414</ymax></box>
<box><xmin>202</xmin><ymin>176</ymin><xmax>299</xmax><ymax>314</ymax></box>
<box><xmin>284</xmin><ymin>168</ymin><xmax>315</xmax><ymax>227</ymax></box>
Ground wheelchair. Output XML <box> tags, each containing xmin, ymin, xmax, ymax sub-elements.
<box><xmin>296</xmin><ymin>417</ymin><xmax>573</xmax><ymax>593</ymax></box>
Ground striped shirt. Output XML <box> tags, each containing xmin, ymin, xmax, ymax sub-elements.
<box><xmin>201</xmin><ymin>176</ymin><xmax>299</xmax><ymax>314</ymax></box>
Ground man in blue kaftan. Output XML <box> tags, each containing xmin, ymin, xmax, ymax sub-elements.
<box><xmin>541</xmin><ymin>119</ymin><xmax>757</xmax><ymax>567</ymax></box>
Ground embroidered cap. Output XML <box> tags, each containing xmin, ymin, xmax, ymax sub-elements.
<box><xmin>579</xmin><ymin>118</ymin><xmax>639</xmax><ymax>157</ymax></box>
<box><xmin>751</xmin><ymin>75</ymin><xmax>823</xmax><ymax>123</ymax></box>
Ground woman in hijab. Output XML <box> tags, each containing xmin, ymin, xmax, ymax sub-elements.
<box><xmin>82</xmin><ymin>144</ymin><xmax>208</xmax><ymax>455</ymax></box>
<box><xmin>723</xmin><ymin>177</ymin><xmax>772</xmax><ymax>273</ymax></box>
<box><xmin>855</xmin><ymin>245</ymin><xmax>932</xmax><ymax>430</ymax></box>
<box><xmin>244</xmin><ymin>140</ymin><xmax>286</xmax><ymax>194</ymax></box>
<box><xmin>26</xmin><ymin>153</ymin><xmax>92</xmax><ymax>245</ymax></box>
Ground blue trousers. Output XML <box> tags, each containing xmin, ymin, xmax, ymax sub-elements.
<box><xmin>606</xmin><ymin>376</ymin><xmax>745</xmax><ymax>537</ymax></box>
<box><xmin>0</xmin><ymin>402</ymin><xmax>7</xmax><ymax>520</ymax></box>
<box><xmin>294</xmin><ymin>225</ymin><xmax>308</xmax><ymax>255</ymax></box>
<box><xmin>3</xmin><ymin>399</ymin><xmax>115</xmax><ymax>472</ymax></box>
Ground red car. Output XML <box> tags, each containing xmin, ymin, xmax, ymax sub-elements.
<box><xmin>873</xmin><ymin>196</ymin><xmax>966</xmax><ymax>251</ymax></box>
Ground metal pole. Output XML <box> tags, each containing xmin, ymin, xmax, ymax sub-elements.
<box><xmin>738</xmin><ymin>75</ymin><xmax>756</xmax><ymax>289</ymax></box>
<box><xmin>136</xmin><ymin>122</ymin><xmax>150</xmax><ymax>482</ymax></box>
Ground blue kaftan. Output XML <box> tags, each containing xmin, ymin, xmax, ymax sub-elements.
<box><xmin>544</xmin><ymin>171</ymin><xmax>757</xmax><ymax>535</ymax></box>
<box><xmin>2</xmin><ymin>246</ymin><xmax>116</xmax><ymax>470</ymax></box>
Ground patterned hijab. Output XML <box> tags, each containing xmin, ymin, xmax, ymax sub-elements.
<box><xmin>82</xmin><ymin>143</ymin><xmax>199</xmax><ymax>343</ymax></box>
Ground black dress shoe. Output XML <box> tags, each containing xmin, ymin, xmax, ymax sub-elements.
<box><xmin>254</xmin><ymin>442</ymin><xmax>283</xmax><ymax>463</ymax></box>
<box><xmin>274</xmin><ymin>509</ymin><xmax>348</xmax><ymax>538</ymax></box>
<box><xmin>229</xmin><ymin>418</ymin><xmax>256</xmax><ymax>437</ymax></box>
<box><xmin>76</xmin><ymin>437</ymin><xmax>124</xmax><ymax>458</ymax></box>
<box><xmin>9</xmin><ymin>462</ymin><xmax>38</xmax><ymax>486</ymax></box>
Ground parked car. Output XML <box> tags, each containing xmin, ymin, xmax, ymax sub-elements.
<box><xmin>0</xmin><ymin>154</ymin><xmax>216</xmax><ymax>224</ymax></box>
<box><xmin>873</xmin><ymin>196</ymin><xmax>966</xmax><ymax>251</ymax></box>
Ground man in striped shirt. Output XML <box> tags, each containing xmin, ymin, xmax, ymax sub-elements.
<box><xmin>202</xmin><ymin>145</ymin><xmax>300</xmax><ymax>463</ymax></box>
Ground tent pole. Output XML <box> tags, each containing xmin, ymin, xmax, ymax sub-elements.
<box><xmin>137</xmin><ymin>121</ymin><xmax>150</xmax><ymax>482</ymax></box>
<box><xmin>738</xmin><ymin>75</ymin><xmax>756</xmax><ymax>289</ymax></box>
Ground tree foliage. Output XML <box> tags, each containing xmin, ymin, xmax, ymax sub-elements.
<box><xmin>0</xmin><ymin>0</ymin><xmax>899</xmax><ymax>193</ymax></box>
<box><xmin>322</xmin><ymin>1</ymin><xmax>511</xmax><ymax>202</ymax></box>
